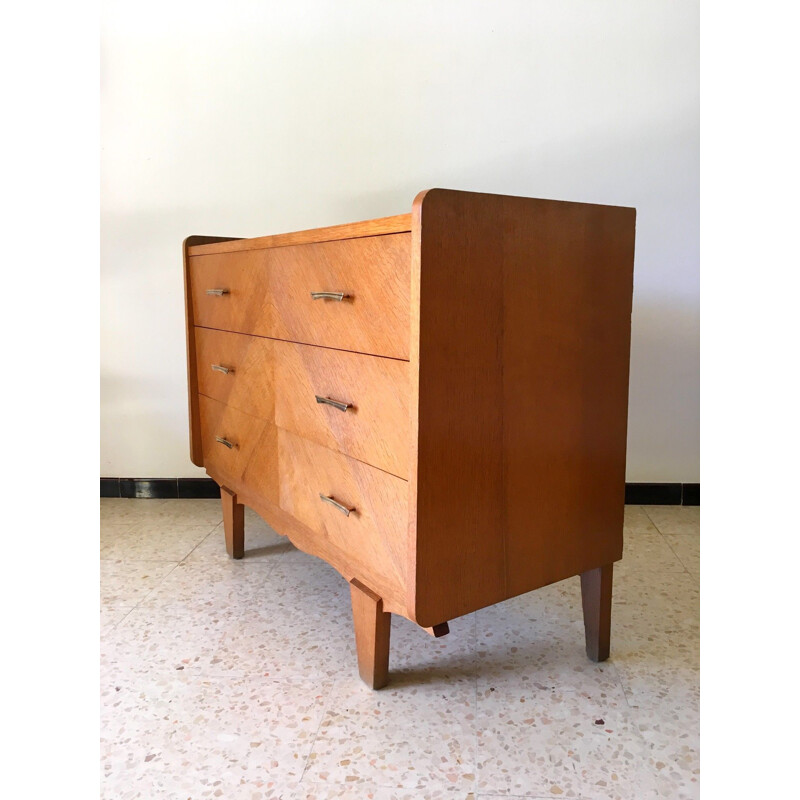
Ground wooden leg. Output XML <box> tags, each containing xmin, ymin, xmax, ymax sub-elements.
<box><xmin>349</xmin><ymin>578</ymin><xmax>391</xmax><ymax>689</ymax></box>
<box><xmin>221</xmin><ymin>486</ymin><xmax>244</xmax><ymax>559</ymax></box>
<box><xmin>580</xmin><ymin>563</ymin><xmax>613</xmax><ymax>662</ymax></box>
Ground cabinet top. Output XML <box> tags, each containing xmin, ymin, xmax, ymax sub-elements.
<box><xmin>185</xmin><ymin>188</ymin><xmax>635</xmax><ymax>258</ymax></box>
<box><xmin>185</xmin><ymin>213</ymin><xmax>412</xmax><ymax>257</ymax></box>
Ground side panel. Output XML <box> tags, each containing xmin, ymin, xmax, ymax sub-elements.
<box><xmin>411</xmin><ymin>190</ymin><xmax>635</xmax><ymax>626</ymax></box>
<box><xmin>502</xmin><ymin>198</ymin><xmax>635</xmax><ymax>596</ymax></box>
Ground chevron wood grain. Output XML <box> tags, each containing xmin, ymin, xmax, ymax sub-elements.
<box><xmin>189</xmin><ymin>233</ymin><xmax>411</xmax><ymax>360</ymax></box>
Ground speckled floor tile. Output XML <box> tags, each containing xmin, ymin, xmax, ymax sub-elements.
<box><xmin>626</xmin><ymin>688</ymin><xmax>700</xmax><ymax>800</ymax></box>
<box><xmin>100</xmin><ymin>497</ymin><xmax>224</xmax><ymax>527</ymax></box>
<box><xmin>101</xmin><ymin>673</ymin><xmax>332</xmax><ymax>799</ymax></box>
<box><xmin>206</xmin><ymin>570</ymin><xmax>354</xmax><ymax>681</ymax></box>
<box><xmin>476</xmin><ymin>680</ymin><xmax>660</xmax><ymax>799</ymax></box>
<box><xmin>100</xmin><ymin>603</ymin><xmax>234</xmax><ymax>680</ymax></box>
<box><xmin>475</xmin><ymin>592</ymin><xmax>621</xmax><ymax>696</ymax></box>
<box><xmin>100</xmin><ymin>498</ymin><xmax>168</xmax><ymax>523</ymax></box>
<box><xmin>99</xmin><ymin>502</ymin><xmax>699</xmax><ymax>799</ymax></box>
<box><xmin>287</xmin><ymin>784</ymin><xmax>475</xmax><ymax>799</ymax></box>
<box><xmin>100</xmin><ymin>605</ymin><xmax>133</xmax><ymax>634</ymax></box>
<box><xmin>612</xmin><ymin>571</ymin><xmax>699</xmax><ymax>646</ymax></box>
<box><xmin>188</xmin><ymin>508</ymin><xmax>288</xmax><ymax>562</ymax></box>
<box><xmin>303</xmin><ymin>618</ymin><xmax>477</xmax><ymax>793</ymax></box>
<box><xmin>303</xmin><ymin>675</ymin><xmax>476</xmax><ymax>791</ymax></box>
<box><xmin>100</xmin><ymin>560</ymin><xmax>176</xmax><ymax>606</ymax></box>
<box><xmin>664</xmin><ymin>533</ymin><xmax>700</xmax><ymax>578</ymax></box>
<box><xmin>614</xmin><ymin>632</ymin><xmax>699</xmax><ymax>710</ymax></box>
<box><xmin>621</xmin><ymin>531</ymin><xmax>687</xmax><ymax>573</ymax></box>
<box><xmin>138</xmin><ymin>559</ymin><xmax>279</xmax><ymax>611</ymax></box>
<box><xmin>100</xmin><ymin>521</ymin><xmax>217</xmax><ymax>561</ymax></box>
<box><xmin>624</xmin><ymin>505</ymin><xmax>659</xmax><ymax>534</ymax></box>
<box><xmin>644</xmin><ymin>506</ymin><xmax>700</xmax><ymax>535</ymax></box>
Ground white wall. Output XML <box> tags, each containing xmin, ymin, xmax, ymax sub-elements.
<box><xmin>101</xmin><ymin>0</ymin><xmax>698</xmax><ymax>482</ymax></box>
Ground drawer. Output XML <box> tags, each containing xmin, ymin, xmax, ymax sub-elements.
<box><xmin>195</xmin><ymin>328</ymin><xmax>275</xmax><ymax>420</ymax></box>
<box><xmin>277</xmin><ymin>428</ymin><xmax>408</xmax><ymax>590</ymax></box>
<box><xmin>198</xmin><ymin>395</ymin><xmax>279</xmax><ymax>505</ymax></box>
<box><xmin>195</xmin><ymin>327</ymin><xmax>410</xmax><ymax>479</ymax></box>
<box><xmin>274</xmin><ymin>340</ymin><xmax>410</xmax><ymax>479</ymax></box>
<box><xmin>190</xmin><ymin>233</ymin><xmax>411</xmax><ymax>360</ymax></box>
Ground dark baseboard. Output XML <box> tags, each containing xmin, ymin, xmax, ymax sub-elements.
<box><xmin>101</xmin><ymin>477</ymin><xmax>699</xmax><ymax>505</ymax></box>
<box><xmin>100</xmin><ymin>478</ymin><xmax>221</xmax><ymax>499</ymax></box>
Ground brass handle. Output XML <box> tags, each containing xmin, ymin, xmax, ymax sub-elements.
<box><xmin>319</xmin><ymin>494</ymin><xmax>355</xmax><ymax>516</ymax></box>
<box><xmin>206</xmin><ymin>288</ymin><xmax>230</xmax><ymax>296</ymax></box>
<box><xmin>310</xmin><ymin>291</ymin><xmax>349</xmax><ymax>301</ymax></box>
<box><xmin>211</xmin><ymin>364</ymin><xmax>234</xmax><ymax>375</ymax></box>
<box><xmin>215</xmin><ymin>436</ymin><xmax>236</xmax><ymax>449</ymax></box>
<box><xmin>315</xmin><ymin>395</ymin><xmax>351</xmax><ymax>413</ymax></box>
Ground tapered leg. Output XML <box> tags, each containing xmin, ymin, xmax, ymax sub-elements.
<box><xmin>580</xmin><ymin>563</ymin><xmax>613</xmax><ymax>662</ymax></box>
<box><xmin>349</xmin><ymin>578</ymin><xmax>391</xmax><ymax>689</ymax></box>
<box><xmin>221</xmin><ymin>486</ymin><xmax>244</xmax><ymax>559</ymax></box>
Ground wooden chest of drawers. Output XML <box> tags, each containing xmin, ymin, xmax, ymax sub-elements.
<box><xmin>184</xmin><ymin>189</ymin><xmax>636</xmax><ymax>688</ymax></box>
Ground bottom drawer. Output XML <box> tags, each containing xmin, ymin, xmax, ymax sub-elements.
<box><xmin>199</xmin><ymin>395</ymin><xmax>279</xmax><ymax>504</ymax></box>
<box><xmin>277</xmin><ymin>428</ymin><xmax>409</xmax><ymax>591</ymax></box>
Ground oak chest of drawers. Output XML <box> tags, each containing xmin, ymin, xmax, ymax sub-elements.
<box><xmin>184</xmin><ymin>188</ymin><xmax>636</xmax><ymax>688</ymax></box>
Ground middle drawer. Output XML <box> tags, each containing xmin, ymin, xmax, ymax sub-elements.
<box><xmin>195</xmin><ymin>327</ymin><xmax>410</xmax><ymax>479</ymax></box>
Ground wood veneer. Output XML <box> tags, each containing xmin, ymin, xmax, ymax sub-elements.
<box><xmin>184</xmin><ymin>188</ymin><xmax>636</xmax><ymax>688</ymax></box>
<box><xmin>195</xmin><ymin>326</ymin><xmax>410</xmax><ymax>478</ymax></box>
<box><xmin>190</xmin><ymin>233</ymin><xmax>411</xmax><ymax>360</ymax></box>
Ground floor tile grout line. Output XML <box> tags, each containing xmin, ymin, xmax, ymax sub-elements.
<box><xmin>178</xmin><ymin>525</ymin><xmax>222</xmax><ymax>563</ymax></box>
<box><xmin>642</xmin><ymin>505</ymin><xmax>700</xmax><ymax>537</ymax></box>
<box><xmin>112</xmin><ymin>561</ymin><xmax>185</xmax><ymax>615</ymax></box>
<box><xmin>660</xmin><ymin>534</ymin><xmax>693</xmax><ymax>576</ymax></box>
<box><xmin>297</xmin><ymin>673</ymin><xmax>344</xmax><ymax>783</ymax></box>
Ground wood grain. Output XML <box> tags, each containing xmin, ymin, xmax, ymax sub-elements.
<box><xmin>409</xmin><ymin>189</ymin><xmax>635</xmax><ymax>627</ymax></box>
<box><xmin>195</xmin><ymin>327</ymin><xmax>276</xmax><ymax>421</ymax></box>
<box><xmin>501</xmin><ymin>197</ymin><xmax>634</xmax><ymax>595</ymax></box>
<box><xmin>408</xmin><ymin>190</ymin><xmax>506</xmax><ymax>626</ymax></box>
<box><xmin>277</xmin><ymin>428</ymin><xmax>408</xmax><ymax>602</ymax></box>
<box><xmin>198</xmin><ymin>394</ymin><xmax>279</xmax><ymax>506</ymax></box>
<box><xmin>189</xmin><ymin>233</ymin><xmax>411</xmax><ymax>359</ymax></box>
<box><xmin>187</xmin><ymin>214</ymin><xmax>411</xmax><ymax>257</ymax></box>
<box><xmin>221</xmin><ymin>485</ymin><xmax>244</xmax><ymax>559</ymax></box>
<box><xmin>349</xmin><ymin>578</ymin><xmax>391</xmax><ymax>689</ymax></box>
<box><xmin>274</xmin><ymin>339</ymin><xmax>410</xmax><ymax>479</ymax></box>
<box><xmin>195</xmin><ymin>327</ymin><xmax>410</xmax><ymax>478</ymax></box>
<box><xmin>183</xmin><ymin>235</ymin><xmax>241</xmax><ymax>466</ymax></box>
<box><xmin>217</xmin><ymin>474</ymin><xmax>410</xmax><ymax>617</ymax></box>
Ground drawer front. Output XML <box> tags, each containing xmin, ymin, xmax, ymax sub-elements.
<box><xmin>190</xmin><ymin>233</ymin><xmax>411</xmax><ymax>360</ymax></box>
<box><xmin>195</xmin><ymin>328</ymin><xmax>275</xmax><ymax>420</ymax></box>
<box><xmin>195</xmin><ymin>327</ymin><xmax>410</xmax><ymax>479</ymax></box>
<box><xmin>274</xmin><ymin>341</ymin><xmax>410</xmax><ymax>479</ymax></box>
<box><xmin>278</xmin><ymin>428</ymin><xmax>408</xmax><ymax>591</ymax></box>
<box><xmin>198</xmin><ymin>395</ymin><xmax>278</xmax><ymax>505</ymax></box>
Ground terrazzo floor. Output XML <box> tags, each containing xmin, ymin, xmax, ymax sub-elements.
<box><xmin>100</xmin><ymin>500</ymin><xmax>699</xmax><ymax>800</ymax></box>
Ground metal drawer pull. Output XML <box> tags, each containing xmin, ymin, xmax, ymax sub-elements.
<box><xmin>315</xmin><ymin>395</ymin><xmax>351</xmax><ymax>413</ymax></box>
<box><xmin>310</xmin><ymin>291</ymin><xmax>349</xmax><ymax>301</ymax></box>
<box><xmin>215</xmin><ymin>436</ymin><xmax>236</xmax><ymax>449</ymax></box>
<box><xmin>211</xmin><ymin>364</ymin><xmax>234</xmax><ymax>375</ymax></box>
<box><xmin>319</xmin><ymin>494</ymin><xmax>355</xmax><ymax>516</ymax></box>
<box><xmin>206</xmin><ymin>288</ymin><xmax>230</xmax><ymax>296</ymax></box>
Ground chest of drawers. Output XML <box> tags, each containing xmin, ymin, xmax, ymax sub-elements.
<box><xmin>184</xmin><ymin>188</ymin><xmax>636</xmax><ymax>688</ymax></box>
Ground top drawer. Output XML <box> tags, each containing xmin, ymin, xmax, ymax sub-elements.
<box><xmin>189</xmin><ymin>234</ymin><xmax>411</xmax><ymax>360</ymax></box>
